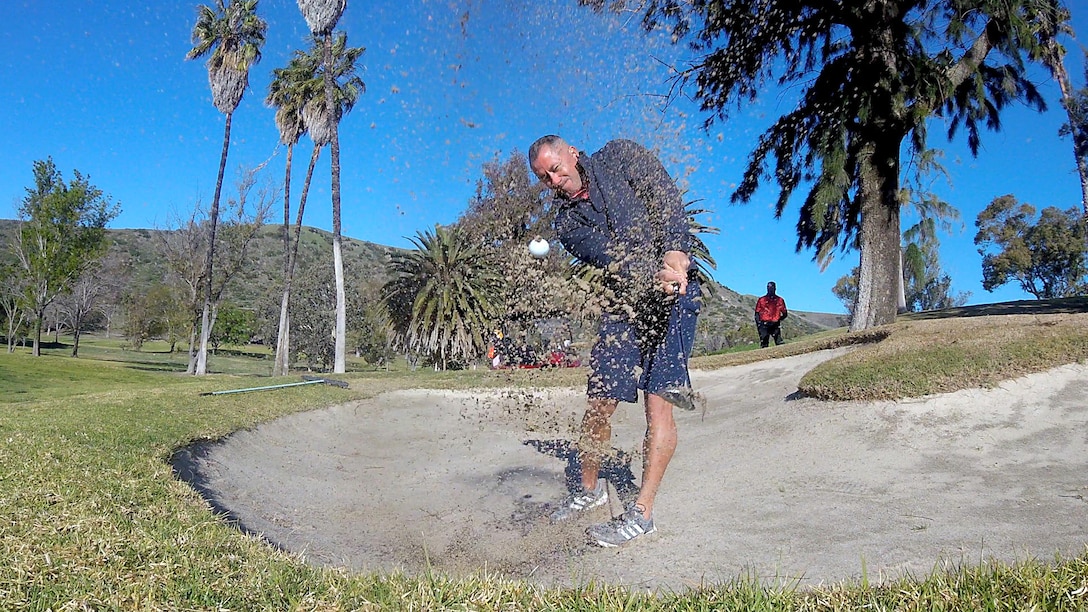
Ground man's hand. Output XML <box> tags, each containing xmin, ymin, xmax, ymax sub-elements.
<box><xmin>656</xmin><ymin>250</ymin><xmax>691</xmax><ymax>296</ymax></box>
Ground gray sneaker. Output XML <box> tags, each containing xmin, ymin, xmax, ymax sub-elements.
<box><xmin>586</xmin><ymin>504</ymin><xmax>656</xmax><ymax>547</ymax></box>
<box><xmin>550</xmin><ymin>478</ymin><xmax>608</xmax><ymax>522</ymax></box>
<box><xmin>658</xmin><ymin>387</ymin><xmax>696</xmax><ymax>411</ymax></box>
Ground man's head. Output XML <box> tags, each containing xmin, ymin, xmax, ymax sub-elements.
<box><xmin>529</xmin><ymin>135</ymin><xmax>584</xmax><ymax>198</ymax></box>
<box><xmin>766</xmin><ymin>281</ymin><xmax>776</xmax><ymax>296</ymax></box>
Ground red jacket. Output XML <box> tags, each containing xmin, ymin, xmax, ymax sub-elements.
<box><xmin>755</xmin><ymin>295</ymin><xmax>787</xmax><ymax>323</ymax></box>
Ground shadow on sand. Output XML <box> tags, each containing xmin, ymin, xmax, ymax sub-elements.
<box><xmin>522</xmin><ymin>438</ymin><xmax>640</xmax><ymax>506</ymax></box>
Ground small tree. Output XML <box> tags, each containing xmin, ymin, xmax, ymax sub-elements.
<box><xmin>288</xmin><ymin>261</ymin><xmax>336</xmax><ymax>371</ymax></box>
<box><xmin>209</xmin><ymin>302</ymin><xmax>255</xmax><ymax>349</ymax></box>
<box><xmin>58</xmin><ymin>269</ymin><xmax>108</xmax><ymax>357</ymax></box>
<box><xmin>158</xmin><ymin>207</ymin><xmax>212</xmax><ymax>366</ymax></box>
<box><xmin>975</xmin><ymin>194</ymin><xmax>1086</xmax><ymax>298</ymax></box>
<box><xmin>94</xmin><ymin>249</ymin><xmax>134</xmax><ymax>339</ymax></box>
<box><xmin>350</xmin><ymin>285</ymin><xmax>395</xmax><ymax>369</ymax></box>
<box><xmin>158</xmin><ymin>168</ymin><xmax>272</xmax><ymax>372</ymax></box>
<box><xmin>902</xmin><ymin>218</ymin><xmax>970</xmax><ymax>311</ymax></box>
<box><xmin>122</xmin><ymin>287</ymin><xmax>163</xmax><ymax>350</ymax></box>
<box><xmin>384</xmin><ymin>225</ymin><xmax>505</xmax><ymax>371</ymax></box>
<box><xmin>123</xmin><ymin>283</ymin><xmax>188</xmax><ymax>351</ymax></box>
<box><xmin>14</xmin><ymin>158</ymin><xmax>119</xmax><ymax>356</ymax></box>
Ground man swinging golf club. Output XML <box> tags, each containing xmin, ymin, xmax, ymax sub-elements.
<box><xmin>528</xmin><ymin>135</ymin><xmax>701</xmax><ymax>547</ymax></box>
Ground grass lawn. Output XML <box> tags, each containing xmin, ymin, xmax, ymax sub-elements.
<box><xmin>2</xmin><ymin>300</ymin><xmax>1088</xmax><ymax>609</ymax></box>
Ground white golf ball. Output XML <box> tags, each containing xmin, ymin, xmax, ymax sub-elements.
<box><xmin>528</xmin><ymin>236</ymin><xmax>550</xmax><ymax>258</ymax></box>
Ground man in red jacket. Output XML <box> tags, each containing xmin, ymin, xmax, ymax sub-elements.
<box><xmin>755</xmin><ymin>281</ymin><xmax>787</xmax><ymax>348</ymax></box>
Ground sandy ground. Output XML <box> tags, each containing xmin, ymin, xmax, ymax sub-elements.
<box><xmin>173</xmin><ymin>348</ymin><xmax>1088</xmax><ymax>590</ymax></box>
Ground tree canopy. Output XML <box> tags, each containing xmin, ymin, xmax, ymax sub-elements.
<box><xmin>586</xmin><ymin>0</ymin><xmax>1071</xmax><ymax>329</ymax></box>
<box><xmin>14</xmin><ymin>158</ymin><xmax>119</xmax><ymax>355</ymax></box>
<box><xmin>975</xmin><ymin>194</ymin><xmax>1086</xmax><ymax>298</ymax></box>
<box><xmin>383</xmin><ymin>225</ymin><xmax>506</xmax><ymax>370</ymax></box>
<box><xmin>187</xmin><ymin>0</ymin><xmax>267</xmax><ymax>115</ymax></box>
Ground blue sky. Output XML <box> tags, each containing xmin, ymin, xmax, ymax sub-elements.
<box><xmin>2</xmin><ymin>1</ymin><xmax>1086</xmax><ymax>314</ymax></box>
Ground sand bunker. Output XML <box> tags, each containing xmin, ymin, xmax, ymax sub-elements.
<box><xmin>174</xmin><ymin>348</ymin><xmax>1088</xmax><ymax>589</ymax></box>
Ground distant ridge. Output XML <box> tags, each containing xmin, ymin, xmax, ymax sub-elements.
<box><xmin>0</xmin><ymin>219</ymin><xmax>846</xmax><ymax>347</ymax></box>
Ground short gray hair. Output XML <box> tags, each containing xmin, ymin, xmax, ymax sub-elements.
<box><xmin>528</xmin><ymin>134</ymin><xmax>566</xmax><ymax>164</ymax></box>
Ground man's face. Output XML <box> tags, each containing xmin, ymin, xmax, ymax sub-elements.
<box><xmin>530</xmin><ymin>143</ymin><xmax>583</xmax><ymax>197</ymax></box>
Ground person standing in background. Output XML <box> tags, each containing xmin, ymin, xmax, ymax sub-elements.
<box><xmin>755</xmin><ymin>281</ymin><xmax>787</xmax><ymax>348</ymax></box>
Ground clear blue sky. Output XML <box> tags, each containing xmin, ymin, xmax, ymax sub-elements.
<box><xmin>3</xmin><ymin>1</ymin><xmax>1086</xmax><ymax>314</ymax></box>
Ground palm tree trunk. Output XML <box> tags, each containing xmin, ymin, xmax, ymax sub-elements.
<box><xmin>282</xmin><ymin>144</ymin><xmax>293</xmax><ymax>277</ymax></box>
<box><xmin>273</xmin><ymin>143</ymin><xmax>295</xmax><ymax>376</ymax></box>
<box><xmin>324</xmin><ymin>32</ymin><xmax>347</xmax><ymax>374</ymax></box>
<box><xmin>196</xmin><ymin>112</ymin><xmax>233</xmax><ymax>375</ymax></box>
<box><xmin>333</xmin><ymin>237</ymin><xmax>346</xmax><ymax>371</ymax></box>
<box><xmin>1050</xmin><ymin>56</ymin><xmax>1088</xmax><ymax>251</ymax></box>
<box><xmin>896</xmin><ymin>247</ymin><xmax>907</xmax><ymax>314</ymax></box>
<box><xmin>274</xmin><ymin>144</ymin><xmax>322</xmax><ymax>375</ymax></box>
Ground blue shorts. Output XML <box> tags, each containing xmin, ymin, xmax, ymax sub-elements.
<box><xmin>587</xmin><ymin>281</ymin><xmax>701</xmax><ymax>402</ymax></box>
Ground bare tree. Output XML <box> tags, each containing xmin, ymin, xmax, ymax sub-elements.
<box><xmin>57</xmin><ymin>269</ymin><xmax>107</xmax><ymax>357</ymax></box>
<box><xmin>158</xmin><ymin>167</ymin><xmax>273</xmax><ymax>372</ymax></box>
<box><xmin>1</xmin><ymin>260</ymin><xmax>27</xmax><ymax>353</ymax></box>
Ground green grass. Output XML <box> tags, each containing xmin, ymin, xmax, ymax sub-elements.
<box><xmin>796</xmin><ymin>309</ymin><xmax>1088</xmax><ymax>400</ymax></box>
<box><xmin>4</xmin><ymin>303</ymin><xmax>1088</xmax><ymax>609</ymax></box>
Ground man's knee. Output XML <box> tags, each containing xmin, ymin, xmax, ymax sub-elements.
<box><xmin>582</xmin><ymin>398</ymin><xmax>617</xmax><ymax>428</ymax></box>
<box><xmin>645</xmin><ymin>394</ymin><xmax>677</xmax><ymax>425</ymax></box>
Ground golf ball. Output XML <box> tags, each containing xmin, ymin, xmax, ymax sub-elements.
<box><xmin>528</xmin><ymin>236</ymin><xmax>550</xmax><ymax>258</ymax></box>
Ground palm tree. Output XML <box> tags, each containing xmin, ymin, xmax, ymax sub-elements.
<box><xmin>266</xmin><ymin>50</ymin><xmax>313</xmax><ymax>376</ymax></box>
<box><xmin>384</xmin><ymin>226</ymin><xmax>505</xmax><ymax>371</ymax></box>
<box><xmin>265</xmin><ymin>33</ymin><xmax>364</xmax><ymax>375</ymax></box>
<box><xmin>1033</xmin><ymin>6</ymin><xmax>1088</xmax><ymax>251</ymax></box>
<box><xmin>296</xmin><ymin>0</ymin><xmax>350</xmax><ymax>373</ymax></box>
<box><xmin>186</xmin><ymin>0</ymin><xmax>266</xmax><ymax>375</ymax></box>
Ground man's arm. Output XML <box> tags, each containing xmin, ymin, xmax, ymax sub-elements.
<box><xmin>608</xmin><ymin>140</ymin><xmax>693</xmax><ymax>295</ymax></box>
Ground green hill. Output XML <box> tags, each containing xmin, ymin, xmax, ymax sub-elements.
<box><xmin>0</xmin><ymin>219</ymin><xmax>843</xmax><ymax>351</ymax></box>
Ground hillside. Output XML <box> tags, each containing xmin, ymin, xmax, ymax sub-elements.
<box><xmin>0</xmin><ymin>219</ymin><xmax>844</xmax><ymax>348</ymax></box>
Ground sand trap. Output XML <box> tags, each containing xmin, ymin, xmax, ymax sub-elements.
<box><xmin>173</xmin><ymin>348</ymin><xmax>1088</xmax><ymax>589</ymax></box>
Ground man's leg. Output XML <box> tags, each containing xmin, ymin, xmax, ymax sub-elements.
<box><xmin>586</xmin><ymin>287</ymin><xmax>697</xmax><ymax>546</ymax></box>
<box><xmin>550</xmin><ymin>396</ymin><xmax>618</xmax><ymax>522</ymax></box>
<box><xmin>772</xmin><ymin>322</ymin><xmax>784</xmax><ymax>345</ymax></box>
<box><xmin>636</xmin><ymin>284</ymin><xmax>699</xmax><ymax>518</ymax></box>
<box><xmin>578</xmin><ymin>397</ymin><xmax>619</xmax><ymax>491</ymax></box>
<box><xmin>633</xmin><ymin>392</ymin><xmax>677</xmax><ymax>519</ymax></box>
<box><xmin>758</xmin><ymin>322</ymin><xmax>770</xmax><ymax>348</ymax></box>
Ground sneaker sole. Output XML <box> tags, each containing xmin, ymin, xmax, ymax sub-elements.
<box><xmin>549</xmin><ymin>493</ymin><xmax>608</xmax><ymax>522</ymax></box>
<box><xmin>588</xmin><ymin>525</ymin><xmax>657</xmax><ymax>548</ymax></box>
